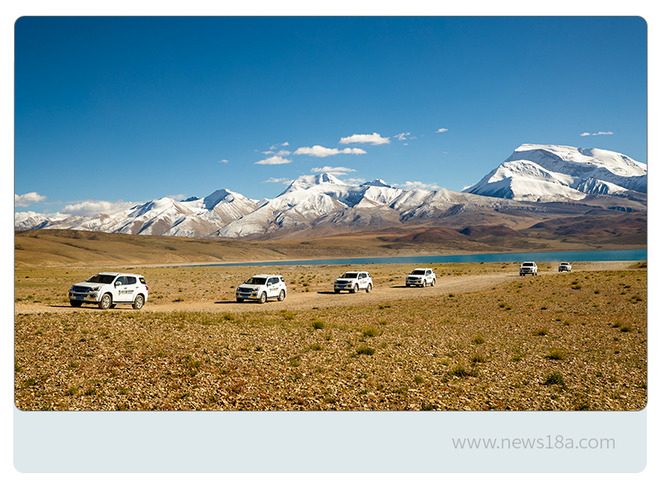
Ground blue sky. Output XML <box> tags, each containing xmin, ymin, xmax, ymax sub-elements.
<box><xmin>14</xmin><ymin>16</ymin><xmax>647</xmax><ymax>215</ymax></box>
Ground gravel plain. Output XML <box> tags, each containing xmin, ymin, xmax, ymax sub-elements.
<box><xmin>14</xmin><ymin>261</ymin><xmax>647</xmax><ymax>411</ymax></box>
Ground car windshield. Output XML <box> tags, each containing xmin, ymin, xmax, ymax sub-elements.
<box><xmin>340</xmin><ymin>273</ymin><xmax>358</xmax><ymax>279</ymax></box>
<box><xmin>561</xmin><ymin>263</ymin><xmax>569</xmax><ymax>266</ymax></box>
<box><xmin>245</xmin><ymin>277</ymin><xmax>267</xmax><ymax>285</ymax></box>
<box><xmin>410</xmin><ymin>270</ymin><xmax>425</xmax><ymax>275</ymax></box>
<box><xmin>85</xmin><ymin>274</ymin><xmax>116</xmax><ymax>284</ymax></box>
<box><xmin>522</xmin><ymin>262</ymin><xmax>535</xmax><ymax>267</ymax></box>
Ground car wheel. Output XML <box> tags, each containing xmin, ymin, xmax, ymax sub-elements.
<box><xmin>366</xmin><ymin>283</ymin><xmax>372</xmax><ymax>293</ymax></box>
<box><xmin>431</xmin><ymin>278</ymin><xmax>436</xmax><ymax>286</ymax></box>
<box><xmin>351</xmin><ymin>284</ymin><xmax>358</xmax><ymax>293</ymax></box>
<box><xmin>422</xmin><ymin>280</ymin><xmax>426</xmax><ymax>287</ymax></box>
<box><xmin>99</xmin><ymin>293</ymin><xmax>112</xmax><ymax>310</ymax></box>
<box><xmin>70</xmin><ymin>300</ymin><xmax>82</xmax><ymax>308</ymax></box>
<box><xmin>334</xmin><ymin>289</ymin><xmax>341</xmax><ymax>294</ymax></box>
<box><xmin>259</xmin><ymin>292</ymin><xmax>267</xmax><ymax>304</ymax></box>
<box><xmin>277</xmin><ymin>289</ymin><xmax>285</xmax><ymax>301</ymax></box>
<box><xmin>132</xmin><ymin>294</ymin><xmax>145</xmax><ymax>310</ymax></box>
<box><xmin>236</xmin><ymin>297</ymin><xmax>244</xmax><ymax>303</ymax></box>
<box><xmin>406</xmin><ymin>283</ymin><xmax>411</xmax><ymax>287</ymax></box>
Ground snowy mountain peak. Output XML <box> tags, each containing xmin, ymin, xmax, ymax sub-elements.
<box><xmin>283</xmin><ymin>173</ymin><xmax>347</xmax><ymax>193</ymax></box>
<box><xmin>362</xmin><ymin>178</ymin><xmax>391</xmax><ymax>188</ymax></box>
<box><xmin>203</xmin><ymin>189</ymin><xmax>233</xmax><ymax>210</ymax></box>
<box><xmin>466</xmin><ymin>144</ymin><xmax>646</xmax><ymax>201</ymax></box>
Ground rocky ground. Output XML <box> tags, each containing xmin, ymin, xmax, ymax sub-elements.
<box><xmin>14</xmin><ymin>261</ymin><xmax>647</xmax><ymax>411</ymax></box>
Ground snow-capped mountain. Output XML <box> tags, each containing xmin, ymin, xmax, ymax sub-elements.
<box><xmin>15</xmin><ymin>144</ymin><xmax>647</xmax><ymax>239</ymax></box>
<box><xmin>465</xmin><ymin>144</ymin><xmax>647</xmax><ymax>201</ymax></box>
<box><xmin>19</xmin><ymin>190</ymin><xmax>258</xmax><ymax>238</ymax></box>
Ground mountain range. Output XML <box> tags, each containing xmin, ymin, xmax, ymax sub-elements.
<box><xmin>15</xmin><ymin>144</ymin><xmax>647</xmax><ymax>240</ymax></box>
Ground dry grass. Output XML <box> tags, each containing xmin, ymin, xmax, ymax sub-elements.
<box><xmin>14</xmin><ymin>263</ymin><xmax>647</xmax><ymax>411</ymax></box>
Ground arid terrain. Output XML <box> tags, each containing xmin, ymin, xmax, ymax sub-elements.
<box><xmin>15</xmin><ymin>259</ymin><xmax>647</xmax><ymax>411</ymax></box>
<box><xmin>14</xmin><ymin>224</ymin><xmax>646</xmax><ymax>269</ymax></box>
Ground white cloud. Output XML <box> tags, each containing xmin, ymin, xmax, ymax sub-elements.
<box><xmin>167</xmin><ymin>194</ymin><xmax>187</xmax><ymax>201</ymax></box>
<box><xmin>580</xmin><ymin>131</ymin><xmax>614</xmax><ymax>136</ymax></box>
<box><xmin>15</xmin><ymin>192</ymin><xmax>47</xmax><ymax>207</ymax></box>
<box><xmin>294</xmin><ymin>145</ymin><xmax>366</xmax><ymax>157</ymax></box>
<box><xmin>394</xmin><ymin>132</ymin><xmax>411</xmax><ymax>141</ymax></box>
<box><xmin>219</xmin><ymin>159</ymin><xmax>228</xmax><ymax>163</ymax></box>
<box><xmin>262</xmin><ymin>149</ymin><xmax>291</xmax><ymax>156</ymax></box>
<box><xmin>254</xmin><ymin>155</ymin><xmax>292</xmax><ymax>165</ymax></box>
<box><xmin>60</xmin><ymin>200</ymin><xmax>137</xmax><ymax>217</ymax></box>
<box><xmin>436</xmin><ymin>128</ymin><xmax>448</xmax><ymax>133</ymax></box>
<box><xmin>394</xmin><ymin>181</ymin><xmax>442</xmax><ymax>191</ymax></box>
<box><xmin>339</xmin><ymin>132</ymin><xmax>390</xmax><ymax>145</ymax></box>
<box><xmin>311</xmin><ymin>166</ymin><xmax>357</xmax><ymax>175</ymax></box>
<box><xmin>269</xmin><ymin>142</ymin><xmax>290</xmax><ymax>150</ymax></box>
<box><xmin>264</xmin><ymin>177</ymin><xmax>294</xmax><ymax>185</ymax></box>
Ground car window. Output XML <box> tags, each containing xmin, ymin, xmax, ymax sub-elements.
<box><xmin>411</xmin><ymin>270</ymin><xmax>424</xmax><ymax>275</ymax></box>
<box><xmin>341</xmin><ymin>273</ymin><xmax>358</xmax><ymax>279</ymax></box>
<box><xmin>86</xmin><ymin>274</ymin><xmax>115</xmax><ymax>284</ymax></box>
<box><xmin>125</xmin><ymin>276</ymin><xmax>137</xmax><ymax>285</ymax></box>
<box><xmin>139</xmin><ymin>277</ymin><xmax>147</xmax><ymax>284</ymax></box>
<box><xmin>115</xmin><ymin>277</ymin><xmax>125</xmax><ymax>286</ymax></box>
<box><xmin>358</xmin><ymin>273</ymin><xmax>366</xmax><ymax>279</ymax></box>
<box><xmin>245</xmin><ymin>277</ymin><xmax>267</xmax><ymax>285</ymax></box>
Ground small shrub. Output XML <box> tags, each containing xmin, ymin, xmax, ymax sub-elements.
<box><xmin>534</xmin><ymin>328</ymin><xmax>548</xmax><ymax>336</ymax></box>
<box><xmin>543</xmin><ymin>372</ymin><xmax>566</xmax><ymax>386</ymax></box>
<box><xmin>473</xmin><ymin>334</ymin><xmax>485</xmax><ymax>345</ymax></box>
<box><xmin>356</xmin><ymin>346</ymin><xmax>376</xmax><ymax>356</ymax></box>
<box><xmin>449</xmin><ymin>363</ymin><xmax>476</xmax><ymax>378</ymax></box>
<box><xmin>620</xmin><ymin>326</ymin><xmax>632</xmax><ymax>333</ymax></box>
<box><xmin>471</xmin><ymin>353</ymin><xmax>487</xmax><ymax>364</ymax></box>
<box><xmin>362</xmin><ymin>326</ymin><xmax>382</xmax><ymax>337</ymax></box>
<box><xmin>280</xmin><ymin>310</ymin><xmax>295</xmax><ymax>320</ymax></box>
<box><xmin>545</xmin><ymin>348</ymin><xmax>566</xmax><ymax>360</ymax></box>
<box><xmin>311</xmin><ymin>319</ymin><xmax>325</xmax><ymax>330</ymax></box>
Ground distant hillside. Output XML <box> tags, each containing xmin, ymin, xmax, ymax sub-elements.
<box><xmin>15</xmin><ymin>218</ymin><xmax>646</xmax><ymax>269</ymax></box>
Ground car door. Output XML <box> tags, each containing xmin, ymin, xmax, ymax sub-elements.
<box><xmin>115</xmin><ymin>276</ymin><xmax>136</xmax><ymax>302</ymax></box>
<box><xmin>266</xmin><ymin>277</ymin><xmax>277</xmax><ymax>298</ymax></box>
<box><xmin>358</xmin><ymin>273</ymin><xmax>367</xmax><ymax>289</ymax></box>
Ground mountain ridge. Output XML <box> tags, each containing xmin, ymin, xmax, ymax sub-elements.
<box><xmin>15</xmin><ymin>144</ymin><xmax>647</xmax><ymax>240</ymax></box>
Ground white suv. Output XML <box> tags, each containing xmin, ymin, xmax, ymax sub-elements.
<box><xmin>406</xmin><ymin>268</ymin><xmax>436</xmax><ymax>287</ymax></box>
<box><xmin>68</xmin><ymin>272</ymin><xmax>149</xmax><ymax>309</ymax></box>
<box><xmin>334</xmin><ymin>271</ymin><xmax>373</xmax><ymax>294</ymax></box>
<box><xmin>519</xmin><ymin>262</ymin><xmax>538</xmax><ymax>276</ymax></box>
<box><xmin>236</xmin><ymin>274</ymin><xmax>287</xmax><ymax>303</ymax></box>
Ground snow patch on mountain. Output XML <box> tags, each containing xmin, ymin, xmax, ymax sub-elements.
<box><xmin>465</xmin><ymin>144</ymin><xmax>647</xmax><ymax>201</ymax></box>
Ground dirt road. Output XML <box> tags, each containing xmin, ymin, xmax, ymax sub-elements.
<box><xmin>14</xmin><ymin>260</ymin><xmax>637</xmax><ymax>314</ymax></box>
<box><xmin>16</xmin><ymin>272</ymin><xmax>518</xmax><ymax>314</ymax></box>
